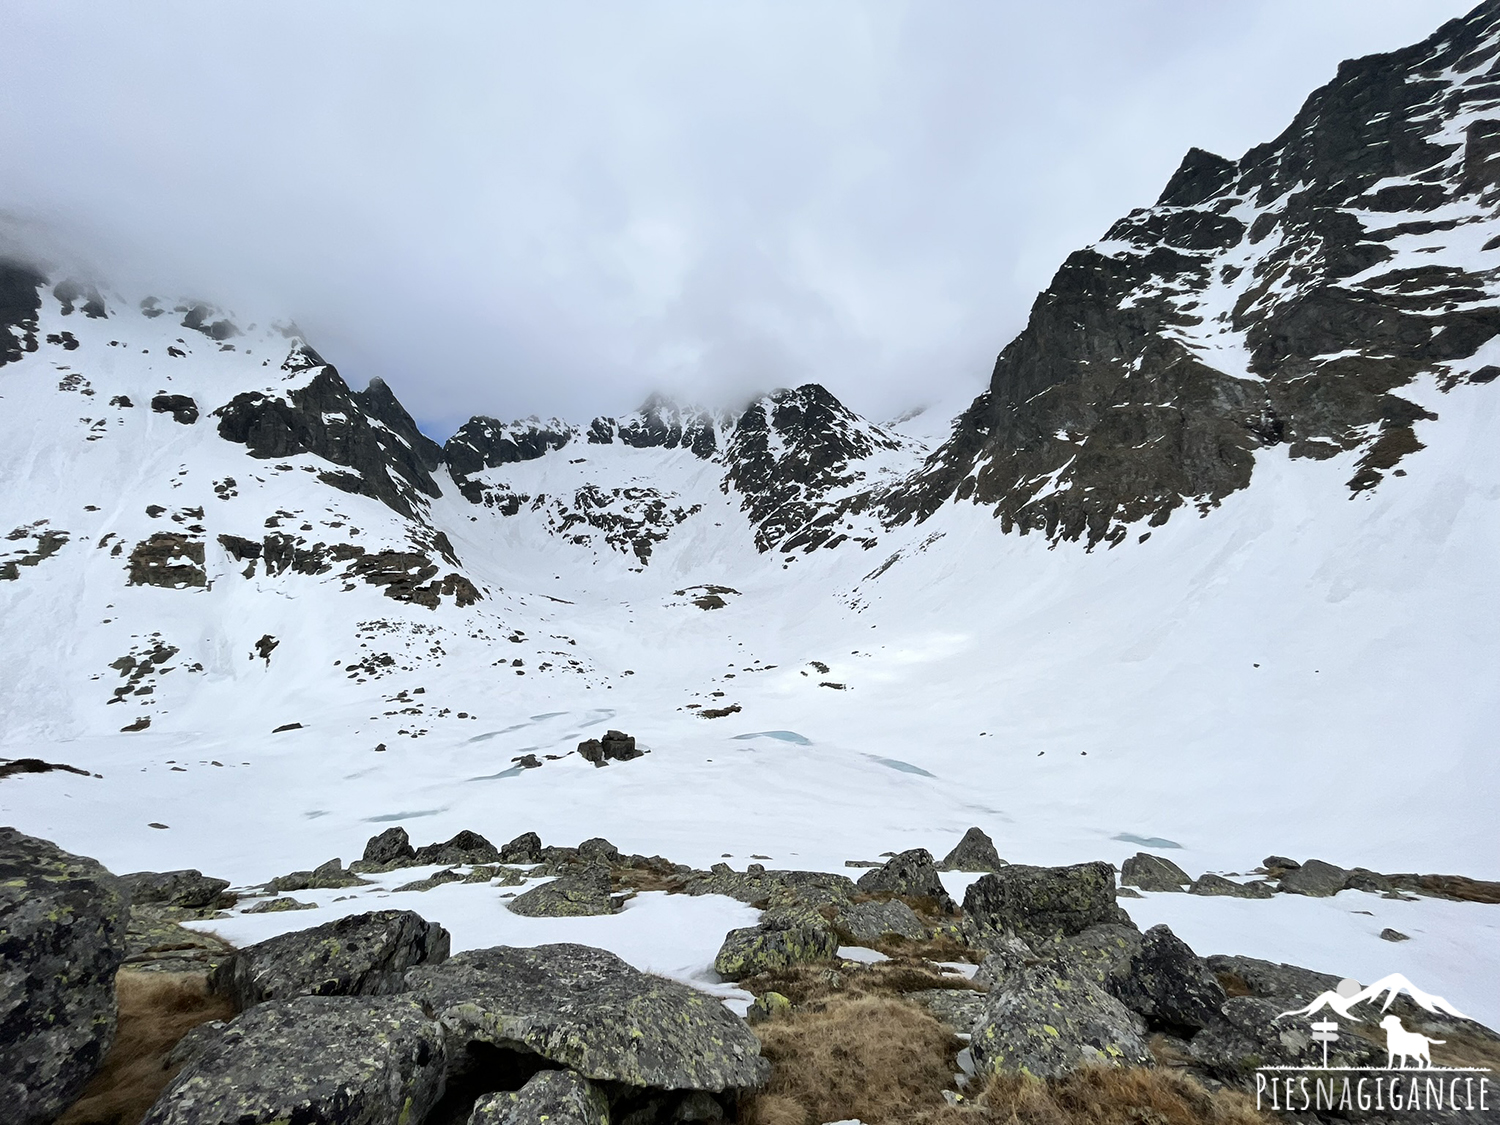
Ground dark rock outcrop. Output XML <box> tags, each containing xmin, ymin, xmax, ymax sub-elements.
<box><xmin>577</xmin><ymin>729</ymin><xmax>643</xmax><ymax>766</ymax></box>
<box><xmin>0</xmin><ymin>828</ymin><xmax>130</xmax><ymax>1125</ymax></box>
<box><xmin>963</xmin><ymin>861</ymin><xmax>1129</xmax><ymax>944</ymax></box>
<box><xmin>212</xmin><ymin>909</ymin><xmax>450</xmax><ymax>1009</ymax></box>
<box><xmin>939</xmin><ymin>826</ymin><xmax>1006</xmax><ymax>872</ymax></box>
<box><xmin>405</xmin><ymin>943</ymin><xmax>770</xmax><ymax>1092</ymax></box>
<box><xmin>150</xmin><ymin>393</ymin><xmax>199</xmax><ymax>425</ymax></box>
<box><xmin>500</xmin><ymin>831</ymin><xmax>543</xmax><ymax>865</ymax></box>
<box><xmin>1110</xmin><ymin>924</ymin><xmax>1226</xmax><ymax>1033</ymax></box>
<box><xmin>141</xmin><ymin>995</ymin><xmax>446</xmax><ymax>1125</ymax></box>
<box><xmin>0</xmin><ymin>259</ymin><xmax>44</xmax><ymax>366</ymax></box>
<box><xmin>855</xmin><ymin>847</ymin><xmax>954</xmax><ymax>909</ymax></box>
<box><xmin>127</xmin><ymin>533</ymin><xmax>206</xmax><ymax>588</ymax></box>
<box><xmin>413</xmin><ymin>830</ymin><xmax>501</xmax><ymax>866</ymax></box>
<box><xmin>362</xmin><ymin>826</ymin><xmax>417</xmax><ymax>866</ymax></box>
<box><xmin>444</xmin><ymin>415</ymin><xmax>573</xmax><ymax>476</ymax></box>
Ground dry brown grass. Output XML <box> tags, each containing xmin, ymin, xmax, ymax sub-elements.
<box><xmin>739</xmin><ymin>953</ymin><xmax>981</xmax><ymax>1009</ymax></box>
<box><xmin>57</xmin><ymin>971</ymin><xmax>233</xmax><ymax>1125</ymax></box>
<box><xmin>951</xmin><ymin>1067</ymin><xmax>1272</xmax><ymax>1125</ymax></box>
<box><xmin>741</xmin><ymin>995</ymin><xmax>961</xmax><ymax>1125</ymax></box>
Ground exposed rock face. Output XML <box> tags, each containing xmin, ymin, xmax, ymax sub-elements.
<box><xmin>445</xmin><ymin>415</ymin><xmax>574</xmax><ymax>476</ymax></box>
<box><xmin>120</xmin><ymin>869</ymin><xmax>230</xmax><ymax>909</ymax></box>
<box><xmin>150</xmin><ymin>393</ymin><xmax>199</xmax><ymax>425</ymax></box>
<box><xmin>940</xmin><ymin>827</ymin><xmax>1006</xmax><ymax>872</ymax></box>
<box><xmin>588</xmin><ymin>395</ymin><xmax>727</xmax><ymax>459</ymax></box>
<box><xmin>713</xmin><ymin>917</ymin><xmax>840</xmax><ymax>979</ymax></box>
<box><xmin>1120</xmin><ymin>852</ymin><xmax>1191</xmax><ymax>892</ymax></box>
<box><xmin>838</xmin><ymin>899</ymin><xmax>927</xmax><ymax>943</ymax></box>
<box><xmin>468</xmin><ymin>1070</ymin><xmax>610</xmax><ymax>1125</ymax></box>
<box><xmin>507</xmin><ymin>863</ymin><xmax>614</xmax><ymax>917</ymax></box>
<box><xmin>213</xmin><ymin>909</ymin><xmax>451</xmax><ymax>1009</ymax></box>
<box><xmin>1278</xmin><ymin>858</ymin><xmax>1350</xmax><ymax>897</ymax></box>
<box><xmin>885</xmin><ymin>4</ymin><xmax>1500</xmax><ymax>546</ymax></box>
<box><xmin>127</xmin><ymin>533</ymin><xmax>207</xmax><ymax>588</ymax></box>
<box><xmin>53</xmin><ymin>279</ymin><xmax>108</xmax><ymax>319</ymax></box>
<box><xmin>141</xmin><ymin>994</ymin><xmax>447</xmax><ymax>1125</ymax></box>
<box><xmin>855</xmin><ymin>847</ymin><xmax>954</xmax><ymax>909</ymax></box>
<box><xmin>215</xmin><ymin>350</ymin><xmax>443</xmax><ymax>520</ymax></box>
<box><xmin>0</xmin><ymin>828</ymin><xmax>131</xmax><ymax>1125</ymax></box>
<box><xmin>723</xmin><ymin>384</ymin><xmax>904</xmax><ymax>552</ymax></box>
<box><xmin>0</xmin><ymin>259</ymin><xmax>45</xmax><ymax>365</ymax></box>
<box><xmin>963</xmin><ymin>861</ymin><xmax>1128</xmax><ymax>944</ymax></box>
<box><xmin>405</xmin><ymin>943</ymin><xmax>770</xmax><ymax>1092</ymax></box>
<box><xmin>970</xmin><ymin>963</ymin><xmax>1152</xmax><ymax>1078</ymax></box>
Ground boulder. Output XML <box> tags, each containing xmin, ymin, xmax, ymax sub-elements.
<box><xmin>855</xmin><ymin>847</ymin><xmax>954</xmax><ymax>909</ymax></box>
<box><xmin>963</xmin><ymin>861</ymin><xmax>1128</xmax><ymax>943</ymax></box>
<box><xmin>500</xmin><ymin>831</ymin><xmax>542</xmax><ymax>864</ymax></box>
<box><xmin>1278</xmin><ymin>858</ymin><xmax>1349</xmax><ymax>897</ymax></box>
<box><xmin>213</xmin><ymin>909</ymin><xmax>450</xmax><ymax>1009</ymax></box>
<box><xmin>578</xmin><ymin>837</ymin><xmax>621</xmax><ymax>863</ymax></box>
<box><xmin>243</xmin><ymin>896</ymin><xmax>316</xmax><ymax>914</ymax></box>
<box><xmin>601</xmin><ymin>729</ymin><xmax>643</xmax><ymax>761</ymax></box>
<box><xmin>837</xmin><ymin>899</ymin><xmax>927</xmax><ymax>943</ymax></box>
<box><xmin>1110</xmin><ymin>924</ymin><xmax>1226</xmax><ymax>1032</ymax></box>
<box><xmin>1051</xmin><ymin>923</ymin><xmax>1143</xmax><ymax>987</ymax></box>
<box><xmin>939</xmin><ymin>827</ymin><xmax>1006</xmax><ymax>872</ymax></box>
<box><xmin>119</xmin><ymin>869</ymin><xmax>230</xmax><ymax>910</ymax></box>
<box><xmin>0</xmin><ymin>828</ymin><xmax>131</xmax><ymax>1125</ymax></box>
<box><xmin>1189</xmin><ymin>873</ymin><xmax>1274</xmax><ymax>899</ymax></box>
<box><xmin>1262</xmin><ymin>855</ymin><xmax>1300</xmax><ymax>873</ymax></box>
<box><xmin>361</xmin><ymin>826</ymin><xmax>416</xmax><ymax>866</ymax></box>
<box><xmin>970</xmin><ymin>963</ymin><xmax>1152</xmax><ymax>1079</ymax></box>
<box><xmin>414</xmin><ymin>829</ymin><xmax>501</xmax><ymax>866</ymax></box>
<box><xmin>746</xmin><ymin>991</ymin><xmax>792</xmax><ymax>1024</ymax></box>
<box><xmin>713</xmin><ymin>918</ymin><xmax>839</xmax><ymax>979</ymax></box>
<box><xmin>1119</xmin><ymin>853</ymin><xmax>1190</xmax><ymax>892</ymax></box>
<box><xmin>140</xmin><ymin>995</ymin><xmax>446</xmax><ymax>1125</ymax></box>
<box><xmin>508</xmin><ymin>863</ymin><xmax>614</xmax><ymax>917</ymax></box>
<box><xmin>406</xmin><ymin>943</ymin><xmax>770</xmax><ymax>1092</ymax></box>
<box><xmin>469</xmin><ymin>1070</ymin><xmax>610</xmax><ymax>1125</ymax></box>
<box><xmin>270</xmin><ymin>857</ymin><xmax>365</xmax><ymax>892</ymax></box>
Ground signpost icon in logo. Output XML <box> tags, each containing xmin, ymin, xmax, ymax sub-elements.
<box><xmin>1310</xmin><ymin>1018</ymin><xmax>1339</xmax><ymax>1068</ymax></box>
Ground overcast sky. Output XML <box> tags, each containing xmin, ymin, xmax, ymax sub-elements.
<box><xmin>1</xmin><ymin>2</ymin><xmax>1477</xmax><ymax>438</ymax></box>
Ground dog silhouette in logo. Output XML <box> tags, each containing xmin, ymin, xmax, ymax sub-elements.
<box><xmin>1379</xmin><ymin>1015</ymin><xmax>1445</xmax><ymax>1068</ymax></box>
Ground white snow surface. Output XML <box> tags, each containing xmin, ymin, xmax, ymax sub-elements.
<box><xmin>1</xmin><ymin>289</ymin><xmax>1498</xmax><ymax>1024</ymax></box>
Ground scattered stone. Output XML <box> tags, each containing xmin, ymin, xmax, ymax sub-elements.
<box><xmin>963</xmin><ymin>861</ymin><xmax>1128</xmax><ymax>944</ymax></box>
<box><xmin>713</xmin><ymin>917</ymin><xmax>839</xmax><ymax>980</ymax></box>
<box><xmin>406</xmin><ymin>943</ymin><xmax>769</xmax><ymax>1092</ymax></box>
<box><xmin>855</xmin><ymin>847</ymin><xmax>954</xmax><ymax>909</ymax></box>
<box><xmin>837</xmin><ymin>899</ymin><xmax>927</xmax><ymax>943</ymax></box>
<box><xmin>1120</xmin><ymin>852</ymin><xmax>1191</xmax><ymax>892</ymax></box>
<box><xmin>140</xmin><ymin>995</ymin><xmax>446</xmax><ymax>1125</ymax></box>
<box><xmin>508</xmin><ymin>863</ymin><xmax>614</xmax><ymax>917</ymax></box>
<box><xmin>0</xmin><ymin>828</ymin><xmax>130</xmax><ymax>1125</ymax></box>
<box><xmin>119</xmin><ymin>869</ymin><xmax>230</xmax><ymax>910</ymax></box>
<box><xmin>939</xmin><ymin>826</ymin><xmax>1006</xmax><ymax>872</ymax></box>
<box><xmin>213</xmin><ymin>908</ymin><xmax>450</xmax><ymax>1009</ymax></box>
<box><xmin>746</xmin><ymin>991</ymin><xmax>793</xmax><ymax>1024</ymax></box>
<box><xmin>1278</xmin><ymin>858</ymin><xmax>1349</xmax><ymax>897</ymax></box>
<box><xmin>1189</xmin><ymin>873</ymin><xmax>1275</xmax><ymax>899</ymax></box>
<box><xmin>1380</xmin><ymin>928</ymin><xmax>1411</xmax><ymax>942</ymax></box>
<box><xmin>469</xmin><ymin>1070</ymin><xmax>610</xmax><ymax>1125</ymax></box>
<box><xmin>970</xmin><ymin>963</ymin><xmax>1152</xmax><ymax>1079</ymax></box>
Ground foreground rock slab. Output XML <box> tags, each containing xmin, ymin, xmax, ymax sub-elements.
<box><xmin>0</xmin><ymin>827</ymin><xmax>130</xmax><ymax>1125</ymax></box>
<box><xmin>963</xmin><ymin>861</ymin><xmax>1128</xmax><ymax>944</ymax></box>
<box><xmin>142</xmin><ymin>994</ymin><xmax>446</xmax><ymax>1125</ymax></box>
<box><xmin>468</xmin><ymin>1070</ymin><xmax>610</xmax><ymax>1125</ymax></box>
<box><xmin>213</xmin><ymin>908</ymin><xmax>450</xmax><ymax>1009</ymax></box>
<box><xmin>406</xmin><ymin>943</ymin><xmax>769</xmax><ymax>1092</ymax></box>
<box><xmin>971</xmin><ymin>963</ymin><xmax>1152</xmax><ymax>1079</ymax></box>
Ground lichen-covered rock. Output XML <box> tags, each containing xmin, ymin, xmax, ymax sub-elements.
<box><xmin>970</xmin><ymin>964</ymin><xmax>1151</xmax><ymax>1079</ymax></box>
<box><xmin>1277</xmin><ymin>858</ymin><xmax>1349</xmax><ymax>897</ymax></box>
<box><xmin>468</xmin><ymin>1069</ymin><xmax>609</xmax><ymax>1125</ymax></box>
<box><xmin>406</xmin><ymin>943</ymin><xmax>769</xmax><ymax>1092</ymax></box>
<box><xmin>973</xmin><ymin>935</ymin><xmax>1039</xmax><ymax>987</ymax></box>
<box><xmin>213</xmin><ymin>909</ymin><xmax>450</xmax><ymax>1009</ymax></box>
<box><xmin>963</xmin><ymin>861</ymin><xmax>1128</xmax><ymax>943</ymax></box>
<box><xmin>0</xmin><ymin>828</ymin><xmax>130</xmax><ymax>1125</ymax></box>
<box><xmin>1110</xmin><ymin>924</ymin><xmax>1226</xmax><ymax>1032</ymax></box>
<box><xmin>508</xmin><ymin>863</ymin><xmax>614</xmax><ymax>917</ymax></box>
<box><xmin>414</xmin><ymin>829</ymin><xmax>502</xmax><ymax>866</ymax></box>
<box><xmin>855</xmin><ymin>847</ymin><xmax>954</xmax><ymax>909</ymax></box>
<box><xmin>141</xmin><ymin>994</ymin><xmax>446</xmax><ymax>1125</ymax></box>
<box><xmin>243</xmin><ymin>896</ymin><xmax>316</xmax><ymax>914</ymax></box>
<box><xmin>1120</xmin><ymin>853</ymin><xmax>1190</xmax><ymax>892</ymax></box>
<box><xmin>907</xmin><ymin>988</ymin><xmax>988</xmax><ymax>1034</ymax></box>
<box><xmin>123</xmin><ymin>904</ymin><xmax>235</xmax><ymax>975</ymax></box>
<box><xmin>362</xmin><ymin>826</ymin><xmax>416</xmax><ymax>866</ymax></box>
<box><xmin>120</xmin><ymin>869</ymin><xmax>230</xmax><ymax>909</ymax></box>
<box><xmin>746</xmin><ymin>991</ymin><xmax>793</xmax><ymax>1024</ymax></box>
<box><xmin>1051</xmin><ymin>923</ymin><xmax>1143</xmax><ymax>988</ymax></box>
<box><xmin>1189</xmin><ymin>873</ymin><xmax>1274</xmax><ymax>899</ymax></box>
<box><xmin>837</xmin><ymin>898</ymin><xmax>927</xmax><ymax>943</ymax></box>
<box><xmin>681</xmin><ymin>864</ymin><xmax>857</xmax><ymax>908</ymax></box>
<box><xmin>940</xmin><ymin>827</ymin><xmax>1006</xmax><ymax>872</ymax></box>
<box><xmin>713</xmin><ymin>917</ymin><xmax>839</xmax><ymax>979</ymax></box>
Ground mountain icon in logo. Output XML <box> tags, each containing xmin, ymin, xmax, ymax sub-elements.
<box><xmin>1277</xmin><ymin>973</ymin><xmax>1468</xmax><ymax>1023</ymax></box>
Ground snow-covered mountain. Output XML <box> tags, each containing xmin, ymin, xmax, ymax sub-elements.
<box><xmin>3</xmin><ymin>0</ymin><xmax>1499</xmax><ymax>1025</ymax></box>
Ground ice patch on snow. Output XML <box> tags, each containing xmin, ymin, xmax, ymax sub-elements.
<box><xmin>732</xmin><ymin>730</ymin><xmax>812</xmax><ymax>745</ymax></box>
